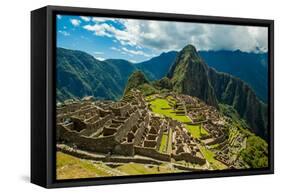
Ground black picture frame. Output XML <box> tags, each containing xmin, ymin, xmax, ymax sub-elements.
<box><xmin>31</xmin><ymin>5</ymin><xmax>274</xmax><ymax>188</ymax></box>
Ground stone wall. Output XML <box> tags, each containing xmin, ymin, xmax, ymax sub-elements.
<box><xmin>135</xmin><ymin>146</ymin><xmax>171</xmax><ymax>162</ymax></box>
<box><xmin>206</xmin><ymin>134</ymin><xmax>226</xmax><ymax>145</ymax></box>
<box><xmin>133</xmin><ymin>122</ymin><xmax>146</xmax><ymax>146</ymax></box>
<box><xmin>81</xmin><ymin>114</ymin><xmax>112</xmax><ymax>136</ymax></box>
<box><xmin>173</xmin><ymin>152</ymin><xmax>206</xmax><ymax>165</ymax></box>
<box><xmin>114</xmin><ymin>110</ymin><xmax>140</xmax><ymax>142</ymax></box>
<box><xmin>113</xmin><ymin>142</ymin><xmax>135</xmax><ymax>156</ymax></box>
<box><xmin>57</xmin><ymin>124</ymin><xmax>117</xmax><ymax>153</ymax></box>
<box><xmin>57</xmin><ymin>144</ymin><xmax>162</xmax><ymax>165</ymax></box>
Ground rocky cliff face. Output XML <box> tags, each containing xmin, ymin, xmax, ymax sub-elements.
<box><xmin>168</xmin><ymin>45</ymin><xmax>218</xmax><ymax>108</ymax></box>
<box><xmin>208</xmin><ymin>68</ymin><xmax>268</xmax><ymax>138</ymax></box>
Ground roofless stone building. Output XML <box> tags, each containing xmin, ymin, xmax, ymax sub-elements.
<box><xmin>56</xmin><ymin>90</ymin><xmax>206</xmax><ymax>165</ymax></box>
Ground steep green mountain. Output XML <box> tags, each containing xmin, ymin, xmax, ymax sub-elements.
<box><xmin>124</xmin><ymin>70</ymin><xmax>157</xmax><ymax>96</ymax></box>
<box><xmin>167</xmin><ymin>45</ymin><xmax>218</xmax><ymax>108</ymax></box>
<box><xmin>208</xmin><ymin>67</ymin><xmax>268</xmax><ymax>138</ymax></box>
<box><xmin>135</xmin><ymin>51</ymin><xmax>178</xmax><ymax>80</ymax></box>
<box><xmin>167</xmin><ymin>44</ymin><xmax>267</xmax><ymax>139</ymax></box>
<box><xmin>57</xmin><ymin>48</ymin><xmax>177</xmax><ymax>102</ymax></box>
<box><xmin>199</xmin><ymin>50</ymin><xmax>268</xmax><ymax>102</ymax></box>
<box><xmin>56</xmin><ymin>48</ymin><xmax>135</xmax><ymax>101</ymax></box>
<box><xmin>135</xmin><ymin>50</ymin><xmax>268</xmax><ymax>103</ymax></box>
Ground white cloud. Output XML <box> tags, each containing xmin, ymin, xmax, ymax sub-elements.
<box><xmin>110</xmin><ymin>46</ymin><xmax>120</xmax><ymax>51</ymax></box>
<box><xmin>80</xmin><ymin>16</ymin><xmax>91</xmax><ymax>22</ymax></box>
<box><xmin>93</xmin><ymin>51</ymin><xmax>104</xmax><ymax>55</ymax></box>
<box><xmin>92</xmin><ymin>17</ymin><xmax>120</xmax><ymax>23</ymax></box>
<box><xmin>70</xmin><ymin>19</ymin><xmax>81</xmax><ymax>27</ymax></box>
<box><xmin>58</xmin><ymin>30</ymin><xmax>70</xmax><ymax>36</ymax></box>
<box><xmin>129</xmin><ymin>59</ymin><xmax>137</xmax><ymax>63</ymax></box>
<box><xmin>121</xmin><ymin>47</ymin><xmax>151</xmax><ymax>57</ymax></box>
<box><xmin>83</xmin><ymin>18</ymin><xmax>268</xmax><ymax>53</ymax></box>
<box><xmin>110</xmin><ymin>46</ymin><xmax>150</xmax><ymax>57</ymax></box>
<box><xmin>83</xmin><ymin>23</ymin><xmax>114</xmax><ymax>37</ymax></box>
<box><xmin>96</xmin><ymin>57</ymin><xmax>105</xmax><ymax>61</ymax></box>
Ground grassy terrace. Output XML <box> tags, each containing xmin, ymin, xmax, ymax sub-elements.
<box><xmin>149</xmin><ymin>98</ymin><xmax>191</xmax><ymax>123</ymax></box>
<box><xmin>159</xmin><ymin>133</ymin><xmax>168</xmax><ymax>153</ymax></box>
<box><xmin>57</xmin><ymin>152</ymin><xmax>182</xmax><ymax>179</ymax></box>
<box><xmin>149</xmin><ymin>97</ymin><xmax>208</xmax><ymax>139</ymax></box>
<box><xmin>159</xmin><ymin>128</ymin><xmax>173</xmax><ymax>154</ymax></box>
<box><xmin>116</xmin><ymin>163</ymin><xmax>181</xmax><ymax>175</ymax></box>
<box><xmin>57</xmin><ymin>152</ymin><xmax>113</xmax><ymax>179</ymax></box>
<box><xmin>198</xmin><ymin>145</ymin><xmax>228</xmax><ymax>170</ymax></box>
<box><xmin>148</xmin><ymin>96</ymin><xmax>227</xmax><ymax>170</ymax></box>
<box><xmin>187</xmin><ymin>124</ymin><xmax>209</xmax><ymax>139</ymax></box>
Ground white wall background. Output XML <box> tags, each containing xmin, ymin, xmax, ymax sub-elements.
<box><xmin>0</xmin><ymin>0</ymin><xmax>279</xmax><ymax>193</ymax></box>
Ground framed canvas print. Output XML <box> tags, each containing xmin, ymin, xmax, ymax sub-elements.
<box><xmin>31</xmin><ymin>5</ymin><xmax>274</xmax><ymax>188</ymax></box>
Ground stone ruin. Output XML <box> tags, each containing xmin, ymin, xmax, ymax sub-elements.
<box><xmin>56</xmin><ymin>90</ymin><xmax>206</xmax><ymax>165</ymax></box>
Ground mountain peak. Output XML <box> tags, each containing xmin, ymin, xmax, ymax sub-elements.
<box><xmin>124</xmin><ymin>71</ymin><xmax>149</xmax><ymax>94</ymax></box>
<box><xmin>124</xmin><ymin>70</ymin><xmax>157</xmax><ymax>96</ymax></box>
<box><xmin>182</xmin><ymin>44</ymin><xmax>197</xmax><ymax>53</ymax></box>
<box><xmin>167</xmin><ymin>44</ymin><xmax>219</xmax><ymax>108</ymax></box>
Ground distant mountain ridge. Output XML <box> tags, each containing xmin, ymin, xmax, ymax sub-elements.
<box><xmin>198</xmin><ymin>50</ymin><xmax>268</xmax><ymax>102</ymax></box>
<box><xmin>56</xmin><ymin>48</ymin><xmax>135</xmax><ymax>101</ymax></box>
<box><xmin>135</xmin><ymin>51</ymin><xmax>178</xmax><ymax>80</ymax></box>
<box><xmin>57</xmin><ymin>47</ymin><xmax>267</xmax><ymax>103</ymax></box>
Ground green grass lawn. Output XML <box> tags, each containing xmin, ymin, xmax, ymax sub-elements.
<box><xmin>198</xmin><ymin>146</ymin><xmax>228</xmax><ymax>170</ymax></box>
<box><xmin>57</xmin><ymin>152</ymin><xmax>183</xmax><ymax>178</ymax></box>
<box><xmin>149</xmin><ymin>98</ymin><xmax>208</xmax><ymax>139</ymax></box>
<box><xmin>186</xmin><ymin>124</ymin><xmax>209</xmax><ymax>139</ymax></box>
<box><xmin>167</xmin><ymin>128</ymin><xmax>173</xmax><ymax>153</ymax></box>
<box><xmin>149</xmin><ymin>98</ymin><xmax>191</xmax><ymax>123</ymax></box>
<box><xmin>159</xmin><ymin>133</ymin><xmax>168</xmax><ymax>153</ymax></box>
<box><xmin>56</xmin><ymin>152</ymin><xmax>113</xmax><ymax>179</ymax></box>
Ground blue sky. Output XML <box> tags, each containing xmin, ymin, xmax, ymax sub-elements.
<box><xmin>57</xmin><ymin>14</ymin><xmax>268</xmax><ymax>63</ymax></box>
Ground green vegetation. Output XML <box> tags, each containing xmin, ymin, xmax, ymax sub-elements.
<box><xmin>57</xmin><ymin>48</ymin><xmax>136</xmax><ymax>101</ymax></box>
<box><xmin>153</xmin><ymin>77</ymin><xmax>173</xmax><ymax>90</ymax></box>
<box><xmin>124</xmin><ymin>71</ymin><xmax>157</xmax><ymax>96</ymax></box>
<box><xmin>240</xmin><ymin>136</ymin><xmax>268</xmax><ymax>168</ymax></box>
<box><xmin>219</xmin><ymin>104</ymin><xmax>249</xmax><ymax>130</ymax></box>
<box><xmin>57</xmin><ymin>152</ymin><xmax>182</xmax><ymax>178</ymax></box>
<box><xmin>116</xmin><ymin>163</ymin><xmax>181</xmax><ymax>175</ymax></box>
<box><xmin>219</xmin><ymin>104</ymin><xmax>269</xmax><ymax>168</ymax></box>
<box><xmin>138</xmin><ymin>83</ymin><xmax>158</xmax><ymax>96</ymax></box>
<box><xmin>159</xmin><ymin>133</ymin><xmax>168</xmax><ymax>153</ymax></box>
<box><xmin>186</xmin><ymin>124</ymin><xmax>208</xmax><ymax>139</ymax></box>
<box><xmin>167</xmin><ymin>45</ymin><xmax>218</xmax><ymax>107</ymax></box>
<box><xmin>149</xmin><ymin>97</ymin><xmax>209</xmax><ymax>139</ymax></box>
<box><xmin>149</xmin><ymin>98</ymin><xmax>191</xmax><ymax>123</ymax></box>
<box><xmin>57</xmin><ymin>152</ymin><xmax>113</xmax><ymax>179</ymax></box>
<box><xmin>167</xmin><ymin>128</ymin><xmax>173</xmax><ymax>153</ymax></box>
<box><xmin>198</xmin><ymin>146</ymin><xmax>228</xmax><ymax>170</ymax></box>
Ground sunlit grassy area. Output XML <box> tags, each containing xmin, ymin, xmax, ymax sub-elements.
<box><xmin>57</xmin><ymin>152</ymin><xmax>183</xmax><ymax>179</ymax></box>
<box><xmin>56</xmin><ymin>152</ymin><xmax>113</xmax><ymax>179</ymax></box>
<box><xmin>159</xmin><ymin>133</ymin><xmax>168</xmax><ymax>153</ymax></box>
<box><xmin>149</xmin><ymin>98</ymin><xmax>191</xmax><ymax>123</ymax></box>
<box><xmin>116</xmin><ymin>163</ymin><xmax>181</xmax><ymax>174</ymax></box>
<box><xmin>198</xmin><ymin>146</ymin><xmax>228</xmax><ymax>170</ymax></box>
<box><xmin>167</xmin><ymin>128</ymin><xmax>173</xmax><ymax>153</ymax></box>
<box><xmin>186</xmin><ymin>124</ymin><xmax>209</xmax><ymax>139</ymax></box>
<box><xmin>149</xmin><ymin>97</ymin><xmax>208</xmax><ymax>139</ymax></box>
